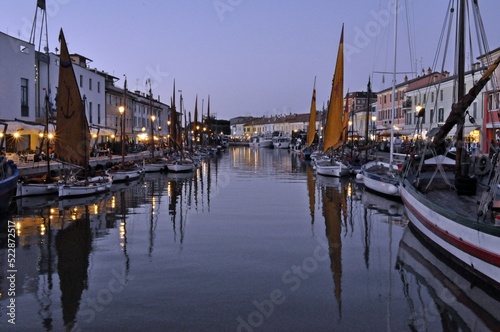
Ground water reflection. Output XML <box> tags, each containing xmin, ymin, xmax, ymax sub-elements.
<box><xmin>56</xmin><ymin>206</ymin><xmax>92</xmax><ymax>330</ymax></box>
<box><xmin>396</xmin><ymin>226</ymin><xmax>500</xmax><ymax>331</ymax></box>
<box><xmin>4</xmin><ymin>148</ymin><xmax>484</xmax><ymax>330</ymax></box>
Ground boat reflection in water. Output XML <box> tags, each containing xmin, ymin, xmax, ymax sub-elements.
<box><xmin>396</xmin><ymin>226</ymin><xmax>500</xmax><ymax>331</ymax></box>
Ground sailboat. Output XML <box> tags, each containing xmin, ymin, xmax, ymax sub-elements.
<box><xmin>16</xmin><ymin>4</ymin><xmax>58</xmax><ymax>197</ymax></box>
<box><xmin>16</xmin><ymin>94</ymin><xmax>59</xmax><ymax>197</ymax></box>
<box><xmin>358</xmin><ymin>1</ymin><xmax>401</xmax><ymax>197</ymax></box>
<box><xmin>314</xmin><ymin>25</ymin><xmax>351</xmax><ymax>178</ymax></box>
<box><xmin>55</xmin><ymin>29</ymin><xmax>112</xmax><ymax>198</ymax></box>
<box><xmin>301</xmin><ymin>77</ymin><xmax>317</xmax><ymax>161</ymax></box>
<box><xmin>400</xmin><ymin>0</ymin><xmax>500</xmax><ymax>289</ymax></box>
<box><xmin>106</xmin><ymin>77</ymin><xmax>144</xmax><ymax>182</ymax></box>
<box><xmin>166</xmin><ymin>81</ymin><xmax>194</xmax><ymax>173</ymax></box>
<box><xmin>0</xmin><ymin>122</ymin><xmax>19</xmax><ymax>211</ymax></box>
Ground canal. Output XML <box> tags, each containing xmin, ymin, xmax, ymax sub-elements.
<box><xmin>0</xmin><ymin>147</ymin><xmax>498</xmax><ymax>331</ymax></box>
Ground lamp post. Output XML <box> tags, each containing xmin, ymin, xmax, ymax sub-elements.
<box><xmin>371</xmin><ymin>115</ymin><xmax>377</xmax><ymax>142</ymax></box>
<box><xmin>348</xmin><ymin>120</ymin><xmax>353</xmax><ymax>160</ymax></box>
<box><xmin>415</xmin><ymin>103</ymin><xmax>425</xmax><ymax>150</ymax></box>
<box><xmin>119</xmin><ymin>106</ymin><xmax>125</xmax><ymax>165</ymax></box>
<box><xmin>150</xmin><ymin>114</ymin><xmax>156</xmax><ymax>158</ymax></box>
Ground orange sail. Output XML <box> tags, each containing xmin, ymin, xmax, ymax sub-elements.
<box><xmin>323</xmin><ymin>25</ymin><xmax>344</xmax><ymax>152</ymax></box>
<box><xmin>307</xmin><ymin>77</ymin><xmax>317</xmax><ymax>147</ymax></box>
<box><xmin>55</xmin><ymin>29</ymin><xmax>90</xmax><ymax>169</ymax></box>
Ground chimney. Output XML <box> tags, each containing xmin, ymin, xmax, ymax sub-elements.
<box><xmin>427</xmin><ymin>67</ymin><xmax>432</xmax><ymax>75</ymax></box>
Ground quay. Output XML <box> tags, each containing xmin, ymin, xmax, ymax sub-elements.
<box><xmin>15</xmin><ymin>152</ymin><xmax>149</xmax><ymax>177</ymax></box>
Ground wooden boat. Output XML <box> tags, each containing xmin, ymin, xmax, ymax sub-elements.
<box><xmin>400</xmin><ymin>0</ymin><xmax>500</xmax><ymax>289</ymax></box>
<box><xmin>315</xmin><ymin>25</ymin><xmax>350</xmax><ymax>178</ymax></box>
<box><xmin>54</xmin><ymin>29</ymin><xmax>111</xmax><ymax>198</ymax></box>
<box><xmin>16</xmin><ymin>15</ymin><xmax>59</xmax><ymax>197</ymax></box>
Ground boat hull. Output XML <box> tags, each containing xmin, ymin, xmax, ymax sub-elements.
<box><xmin>143</xmin><ymin>163</ymin><xmax>167</xmax><ymax>173</ymax></box>
<box><xmin>360</xmin><ymin>161</ymin><xmax>400</xmax><ymax>196</ymax></box>
<box><xmin>58</xmin><ymin>179</ymin><xmax>112</xmax><ymax>198</ymax></box>
<box><xmin>166</xmin><ymin>162</ymin><xmax>194</xmax><ymax>173</ymax></box>
<box><xmin>400</xmin><ymin>178</ymin><xmax>500</xmax><ymax>288</ymax></box>
<box><xmin>315</xmin><ymin>160</ymin><xmax>350</xmax><ymax>177</ymax></box>
<box><xmin>108</xmin><ymin>168</ymin><xmax>143</xmax><ymax>182</ymax></box>
<box><xmin>16</xmin><ymin>182</ymin><xmax>58</xmax><ymax>197</ymax></box>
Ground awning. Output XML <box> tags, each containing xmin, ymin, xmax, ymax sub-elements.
<box><xmin>0</xmin><ymin>120</ymin><xmax>45</xmax><ymax>134</ymax></box>
<box><xmin>379</xmin><ymin>131</ymin><xmax>403</xmax><ymax>137</ymax></box>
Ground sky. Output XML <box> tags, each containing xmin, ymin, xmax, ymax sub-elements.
<box><xmin>2</xmin><ymin>0</ymin><xmax>500</xmax><ymax>120</ymax></box>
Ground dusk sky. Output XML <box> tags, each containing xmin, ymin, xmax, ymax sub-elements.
<box><xmin>2</xmin><ymin>0</ymin><xmax>500</xmax><ymax>120</ymax></box>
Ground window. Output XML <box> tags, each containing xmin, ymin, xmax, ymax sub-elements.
<box><xmin>438</xmin><ymin>107</ymin><xmax>444</xmax><ymax>122</ymax></box>
<box><xmin>89</xmin><ymin>78</ymin><xmax>92</xmax><ymax>91</ymax></box>
<box><xmin>21</xmin><ymin>78</ymin><xmax>29</xmax><ymax>116</ymax></box>
<box><xmin>79</xmin><ymin>75</ymin><xmax>83</xmax><ymax>88</ymax></box>
<box><xmin>440</xmin><ymin>90</ymin><xmax>443</xmax><ymax>101</ymax></box>
<box><xmin>431</xmin><ymin>91</ymin><xmax>434</xmax><ymax>103</ymax></box>
<box><xmin>430</xmin><ymin>109</ymin><xmax>434</xmax><ymax>124</ymax></box>
<box><xmin>98</xmin><ymin>81</ymin><xmax>101</xmax><ymax>93</ymax></box>
<box><xmin>98</xmin><ymin>104</ymin><xmax>101</xmax><ymax>124</ymax></box>
<box><xmin>89</xmin><ymin>102</ymin><xmax>93</xmax><ymax>124</ymax></box>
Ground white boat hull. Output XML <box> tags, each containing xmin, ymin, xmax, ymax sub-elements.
<box><xmin>58</xmin><ymin>178</ymin><xmax>112</xmax><ymax>198</ymax></box>
<box><xmin>108</xmin><ymin>168</ymin><xmax>143</xmax><ymax>182</ymax></box>
<box><xmin>249</xmin><ymin>136</ymin><xmax>273</xmax><ymax>148</ymax></box>
<box><xmin>360</xmin><ymin>161</ymin><xmax>400</xmax><ymax>196</ymax></box>
<box><xmin>143</xmin><ymin>163</ymin><xmax>167</xmax><ymax>173</ymax></box>
<box><xmin>167</xmin><ymin>162</ymin><xmax>194</xmax><ymax>173</ymax></box>
<box><xmin>16</xmin><ymin>182</ymin><xmax>58</xmax><ymax>197</ymax></box>
<box><xmin>400</xmin><ymin>179</ymin><xmax>500</xmax><ymax>287</ymax></box>
<box><xmin>315</xmin><ymin>160</ymin><xmax>350</xmax><ymax>177</ymax></box>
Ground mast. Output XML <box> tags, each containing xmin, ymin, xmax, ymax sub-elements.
<box><xmin>365</xmin><ymin>77</ymin><xmax>371</xmax><ymax>160</ymax></box>
<box><xmin>121</xmin><ymin>78</ymin><xmax>127</xmax><ymax>166</ymax></box>
<box><xmin>389</xmin><ymin>0</ymin><xmax>398</xmax><ymax>165</ymax></box>
<box><xmin>455</xmin><ymin>0</ymin><xmax>466</xmax><ymax>175</ymax></box>
<box><xmin>148</xmin><ymin>79</ymin><xmax>154</xmax><ymax>158</ymax></box>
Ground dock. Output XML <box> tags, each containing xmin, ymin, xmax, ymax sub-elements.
<box><xmin>15</xmin><ymin>152</ymin><xmax>150</xmax><ymax>177</ymax></box>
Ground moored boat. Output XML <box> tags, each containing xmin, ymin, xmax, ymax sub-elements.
<box><xmin>249</xmin><ymin>135</ymin><xmax>273</xmax><ymax>148</ymax></box>
<box><xmin>400</xmin><ymin>0</ymin><xmax>500</xmax><ymax>289</ymax></box>
<box><xmin>54</xmin><ymin>30</ymin><xmax>112</xmax><ymax>198</ymax></box>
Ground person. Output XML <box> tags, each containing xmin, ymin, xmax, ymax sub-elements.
<box><xmin>470</xmin><ymin>140</ymin><xmax>477</xmax><ymax>156</ymax></box>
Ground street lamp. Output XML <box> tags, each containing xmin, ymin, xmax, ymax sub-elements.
<box><xmin>371</xmin><ymin>115</ymin><xmax>377</xmax><ymax>142</ymax></box>
<box><xmin>119</xmin><ymin>106</ymin><xmax>125</xmax><ymax>165</ymax></box>
<box><xmin>150</xmin><ymin>114</ymin><xmax>156</xmax><ymax>157</ymax></box>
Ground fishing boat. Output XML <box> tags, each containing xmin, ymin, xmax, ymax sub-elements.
<box><xmin>55</xmin><ymin>29</ymin><xmax>112</xmax><ymax>198</ymax></box>
<box><xmin>400</xmin><ymin>0</ymin><xmax>500</xmax><ymax>289</ymax></box>
<box><xmin>358</xmin><ymin>5</ymin><xmax>401</xmax><ymax>197</ymax></box>
<box><xmin>0</xmin><ymin>123</ymin><xmax>19</xmax><ymax>211</ymax></box>
<box><xmin>314</xmin><ymin>25</ymin><xmax>350</xmax><ymax>178</ymax></box>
